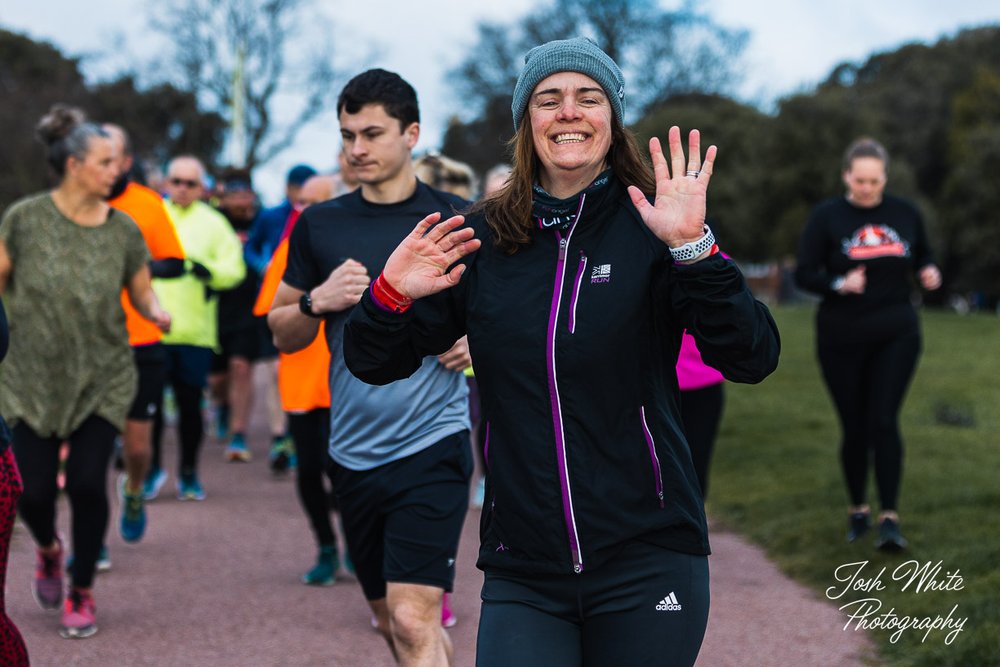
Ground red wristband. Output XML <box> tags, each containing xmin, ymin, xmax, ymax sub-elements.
<box><xmin>371</xmin><ymin>273</ymin><xmax>413</xmax><ymax>313</ymax></box>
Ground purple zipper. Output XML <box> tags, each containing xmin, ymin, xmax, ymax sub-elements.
<box><xmin>568</xmin><ymin>252</ymin><xmax>587</xmax><ymax>334</ymax></box>
<box><xmin>483</xmin><ymin>421</ymin><xmax>491</xmax><ymax>470</ymax></box>
<box><xmin>545</xmin><ymin>194</ymin><xmax>586</xmax><ymax>573</ymax></box>
<box><xmin>640</xmin><ymin>406</ymin><xmax>665</xmax><ymax>508</ymax></box>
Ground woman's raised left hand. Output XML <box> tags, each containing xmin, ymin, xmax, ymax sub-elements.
<box><xmin>627</xmin><ymin>126</ymin><xmax>716</xmax><ymax>249</ymax></box>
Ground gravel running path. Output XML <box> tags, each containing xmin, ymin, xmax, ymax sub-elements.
<box><xmin>6</xmin><ymin>380</ymin><xmax>875</xmax><ymax>665</ymax></box>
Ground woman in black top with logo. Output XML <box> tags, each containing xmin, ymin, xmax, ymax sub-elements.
<box><xmin>795</xmin><ymin>137</ymin><xmax>941</xmax><ymax>551</ymax></box>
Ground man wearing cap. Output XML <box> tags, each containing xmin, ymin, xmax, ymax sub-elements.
<box><xmin>210</xmin><ymin>168</ymin><xmax>289</xmax><ymax>464</ymax></box>
<box><xmin>235</xmin><ymin>166</ymin><xmax>318</xmax><ymax>468</ymax></box>
<box><xmin>245</xmin><ymin>164</ymin><xmax>317</xmax><ymax>278</ymax></box>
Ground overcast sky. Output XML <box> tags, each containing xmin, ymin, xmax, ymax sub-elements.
<box><xmin>3</xmin><ymin>0</ymin><xmax>998</xmax><ymax>202</ymax></box>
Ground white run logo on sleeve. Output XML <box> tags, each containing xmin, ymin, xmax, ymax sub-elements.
<box><xmin>656</xmin><ymin>592</ymin><xmax>683</xmax><ymax>611</ymax></box>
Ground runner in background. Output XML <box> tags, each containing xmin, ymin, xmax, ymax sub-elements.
<box><xmin>210</xmin><ymin>168</ymin><xmax>287</xmax><ymax>464</ymax></box>
<box><xmin>0</xmin><ymin>296</ymin><xmax>29</xmax><ymax>662</ymax></box>
<box><xmin>255</xmin><ymin>174</ymin><xmax>352</xmax><ymax>585</ymax></box>
<box><xmin>150</xmin><ymin>156</ymin><xmax>245</xmax><ymax>501</ymax></box>
<box><xmin>104</xmin><ymin>123</ymin><xmax>186</xmax><ymax>544</ymax></box>
<box><xmin>236</xmin><ymin>165</ymin><xmax>316</xmax><ymax>468</ymax></box>
<box><xmin>676</xmin><ymin>333</ymin><xmax>725</xmax><ymax>499</ymax></box>
<box><xmin>1</xmin><ymin>105</ymin><xmax>170</xmax><ymax>639</ymax></box>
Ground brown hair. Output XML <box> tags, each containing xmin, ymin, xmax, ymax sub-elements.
<box><xmin>470</xmin><ymin>117</ymin><xmax>656</xmax><ymax>254</ymax></box>
<box><xmin>842</xmin><ymin>137</ymin><xmax>890</xmax><ymax>173</ymax></box>
<box><xmin>35</xmin><ymin>104</ymin><xmax>108</xmax><ymax>178</ymax></box>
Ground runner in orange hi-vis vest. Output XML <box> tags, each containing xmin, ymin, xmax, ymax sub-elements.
<box><xmin>105</xmin><ymin>124</ymin><xmax>186</xmax><ymax>547</ymax></box>
<box><xmin>255</xmin><ymin>173</ymin><xmax>351</xmax><ymax>586</ymax></box>
<box><xmin>254</xmin><ymin>236</ymin><xmax>331</xmax><ymax>412</ymax></box>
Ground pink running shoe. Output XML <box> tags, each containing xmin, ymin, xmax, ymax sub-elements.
<box><xmin>441</xmin><ymin>593</ymin><xmax>457</xmax><ymax>628</ymax></box>
<box><xmin>33</xmin><ymin>541</ymin><xmax>64</xmax><ymax>610</ymax></box>
<box><xmin>60</xmin><ymin>589</ymin><xmax>97</xmax><ymax>639</ymax></box>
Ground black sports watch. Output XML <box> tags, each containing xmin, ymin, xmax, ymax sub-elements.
<box><xmin>298</xmin><ymin>292</ymin><xmax>322</xmax><ymax>318</ymax></box>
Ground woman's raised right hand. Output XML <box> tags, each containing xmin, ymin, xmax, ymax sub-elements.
<box><xmin>382</xmin><ymin>213</ymin><xmax>480</xmax><ymax>300</ymax></box>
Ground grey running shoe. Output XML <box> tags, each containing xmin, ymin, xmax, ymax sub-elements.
<box><xmin>875</xmin><ymin>518</ymin><xmax>908</xmax><ymax>552</ymax></box>
<box><xmin>847</xmin><ymin>512</ymin><xmax>870</xmax><ymax>543</ymax></box>
<box><xmin>33</xmin><ymin>542</ymin><xmax>64</xmax><ymax>610</ymax></box>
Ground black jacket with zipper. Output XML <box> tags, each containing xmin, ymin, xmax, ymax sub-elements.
<box><xmin>344</xmin><ymin>178</ymin><xmax>780</xmax><ymax>575</ymax></box>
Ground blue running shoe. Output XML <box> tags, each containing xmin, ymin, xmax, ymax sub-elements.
<box><xmin>215</xmin><ymin>404</ymin><xmax>229</xmax><ymax>440</ymax></box>
<box><xmin>302</xmin><ymin>545</ymin><xmax>338</xmax><ymax>586</ymax></box>
<box><xmin>118</xmin><ymin>475</ymin><xmax>147</xmax><ymax>543</ymax></box>
<box><xmin>143</xmin><ymin>467</ymin><xmax>168</xmax><ymax>501</ymax></box>
<box><xmin>177</xmin><ymin>473</ymin><xmax>206</xmax><ymax>501</ymax></box>
<box><xmin>269</xmin><ymin>436</ymin><xmax>295</xmax><ymax>474</ymax></box>
<box><xmin>225</xmin><ymin>433</ymin><xmax>252</xmax><ymax>462</ymax></box>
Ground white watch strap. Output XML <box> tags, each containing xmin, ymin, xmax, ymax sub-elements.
<box><xmin>669</xmin><ymin>225</ymin><xmax>715</xmax><ymax>262</ymax></box>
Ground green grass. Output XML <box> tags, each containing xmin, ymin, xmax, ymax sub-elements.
<box><xmin>707</xmin><ymin>306</ymin><xmax>1000</xmax><ymax>666</ymax></box>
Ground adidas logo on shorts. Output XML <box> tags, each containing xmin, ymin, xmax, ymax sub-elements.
<box><xmin>655</xmin><ymin>592</ymin><xmax>682</xmax><ymax>611</ymax></box>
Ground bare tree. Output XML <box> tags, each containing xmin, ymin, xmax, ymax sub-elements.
<box><xmin>450</xmin><ymin>0</ymin><xmax>748</xmax><ymax>122</ymax></box>
<box><xmin>148</xmin><ymin>0</ymin><xmax>338</xmax><ymax>170</ymax></box>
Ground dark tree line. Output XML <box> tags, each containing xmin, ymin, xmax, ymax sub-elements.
<box><xmin>0</xmin><ymin>28</ymin><xmax>225</xmax><ymax>210</ymax></box>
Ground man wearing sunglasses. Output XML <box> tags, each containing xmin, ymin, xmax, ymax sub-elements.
<box><xmin>147</xmin><ymin>156</ymin><xmax>245</xmax><ymax>502</ymax></box>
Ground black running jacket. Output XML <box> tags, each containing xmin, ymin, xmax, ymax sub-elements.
<box><xmin>344</xmin><ymin>179</ymin><xmax>780</xmax><ymax>575</ymax></box>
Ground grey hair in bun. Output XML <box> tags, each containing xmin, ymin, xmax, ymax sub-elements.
<box><xmin>35</xmin><ymin>104</ymin><xmax>109</xmax><ymax>178</ymax></box>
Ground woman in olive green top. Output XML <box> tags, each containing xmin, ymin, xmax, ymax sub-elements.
<box><xmin>0</xmin><ymin>105</ymin><xmax>170</xmax><ymax>640</ymax></box>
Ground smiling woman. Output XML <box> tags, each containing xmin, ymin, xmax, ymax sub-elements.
<box><xmin>343</xmin><ymin>37</ymin><xmax>781</xmax><ymax>667</ymax></box>
<box><xmin>528</xmin><ymin>72</ymin><xmax>614</xmax><ymax>197</ymax></box>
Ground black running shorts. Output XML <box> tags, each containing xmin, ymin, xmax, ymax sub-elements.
<box><xmin>330</xmin><ymin>431</ymin><xmax>472</xmax><ymax>600</ymax></box>
<box><xmin>127</xmin><ymin>343</ymin><xmax>168</xmax><ymax>421</ymax></box>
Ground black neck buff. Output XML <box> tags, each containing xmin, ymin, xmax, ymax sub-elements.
<box><xmin>532</xmin><ymin>169</ymin><xmax>612</xmax><ymax>232</ymax></box>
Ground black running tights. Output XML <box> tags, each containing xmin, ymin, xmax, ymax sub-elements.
<box><xmin>818</xmin><ymin>331</ymin><xmax>921</xmax><ymax>511</ymax></box>
<box><xmin>679</xmin><ymin>383</ymin><xmax>725</xmax><ymax>500</ymax></box>
<box><xmin>151</xmin><ymin>381</ymin><xmax>203</xmax><ymax>476</ymax></box>
<box><xmin>288</xmin><ymin>409</ymin><xmax>336</xmax><ymax>547</ymax></box>
<box><xmin>12</xmin><ymin>415</ymin><xmax>116</xmax><ymax>589</ymax></box>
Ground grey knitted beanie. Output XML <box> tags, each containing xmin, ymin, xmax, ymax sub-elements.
<box><xmin>511</xmin><ymin>37</ymin><xmax>625</xmax><ymax>131</ymax></box>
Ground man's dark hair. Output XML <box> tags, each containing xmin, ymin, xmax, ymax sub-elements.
<box><xmin>337</xmin><ymin>69</ymin><xmax>419</xmax><ymax>131</ymax></box>
<box><xmin>218</xmin><ymin>166</ymin><xmax>254</xmax><ymax>193</ymax></box>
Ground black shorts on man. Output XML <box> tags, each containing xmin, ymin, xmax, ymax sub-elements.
<box><xmin>127</xmin><ymin>343</ymin><xmax>168</xmax><ymax>421</ymax></box>
<box><xmin>330</xmin><ymin>431</ymin><xmax>472</xmax><ymax>600</ymax></box>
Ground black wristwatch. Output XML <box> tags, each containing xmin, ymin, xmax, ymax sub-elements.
<box><xmin>298</xmin><ymin>292</ymin><xmax>322</xmax><ymax>318</ymax></box>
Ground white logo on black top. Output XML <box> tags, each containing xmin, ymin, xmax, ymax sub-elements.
<box><xmin>656</xmin><ymin>592</ymin><xmax>682</xmax><ymax>611</ymax></box>
<box><xmin>591</xmin><ymin>264</ymin><xmax>612</xmax><ymax>284</ymax></box>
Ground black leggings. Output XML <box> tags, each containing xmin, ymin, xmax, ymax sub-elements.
<box><xmin>12</xmin><ymin>416</ymin><xmax>117</xmax><ymax>589</ymax></box>
<box><xmin>287</xmin><ymin>409</ymin><xmax>336</xmax><ymax>547</ymax></box>
<box><xmin>818</xmin><ymin>331</ymin><xmax>921</xmax><ymax>511</ymax></box>
<box><xmin>679</xmin><ymin>383</ymin><xmax>725</xmax><ymax>499</ymax></box>
<box><xmin>477</xmin><ymin>542</ymin><xmax>709</xmax><ymax>667</ymax></box>
<box><xmin>152</xmin><ymin>381</ymin><xmax>203</xmax><ymax>476</ymax></box>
